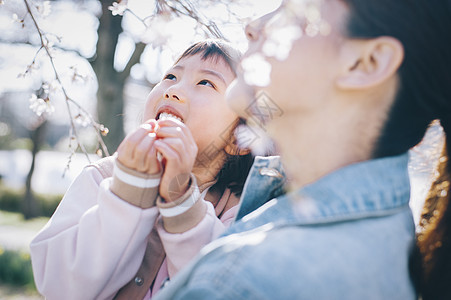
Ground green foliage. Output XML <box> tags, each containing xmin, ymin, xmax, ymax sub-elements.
<box><xmin>9</xmin><ymin>138</ymin><xmax>33</xmax><ymax>151</ymax></box>
<box><xmin>0</xmin><ymin>185</ymin><xmax>61</xmax><ymax>218</ymax></box>
<box><xmin>0</xmin><ymin>185</ymin><xmax>22</xmax><ymax>212</ymax></box>
<box><xmin>39</xmin><ymin>193</ymin><xmax>62</xmax><ymax>217</ymax></box>
<box><xmin>0</xmin><ymin>248</ymin><xmax>35</xmax><ymax>289</ymax></box>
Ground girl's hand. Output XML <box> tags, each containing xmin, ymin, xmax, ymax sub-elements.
<box><xmin>116</xmin><ymin>120</ymin><xmax>161</xmax><ymax>174</ymax></box>
<box><xmin>154</xmin><ymin>119</ymin><xmax>198</xmax><ymax>202</ymax></box>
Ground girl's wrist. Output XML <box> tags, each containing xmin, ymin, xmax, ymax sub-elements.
<box><xmin>156</xmin><ymin>174</ymin><xmax>208</xmax><ymax>233</ymax></box>
<box><xmin>157</xmin><ymin>173</ymin><xmax>199</xmax><ymax>214</ymax></box>
<box><xmin>110</xmin><ymin>158</ymin><xmax>162</xmax><ymax>209</ymax></box>
<box><xmin>159</xmin><ymin>173</ymin><xmax>191</xmax><ymax>202</ymax></box>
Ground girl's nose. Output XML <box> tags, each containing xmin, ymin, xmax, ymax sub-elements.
<box><xmin>164</xmin><ymin>86</ymin><xmax>185</xmax><ymax>103</ymax></box>
<box><xmin>165</xmin><ymin>92</ymin><xmax>180</xmax><ymax>101</ymax></box>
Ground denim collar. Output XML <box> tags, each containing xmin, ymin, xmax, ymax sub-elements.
<box><xmin>233</xmin><ymin>153</ymin><xmax>411</xmax><ymax>234</ymax></box>
<box><xmin>235</xmin><ymin>155</ymin><xmax>287</xmax><ymax>221</ymax></box>
<box><xmin>282</xmin><ymin>152</ymin><xmax>412</xmax><ymax>225</ymax></box>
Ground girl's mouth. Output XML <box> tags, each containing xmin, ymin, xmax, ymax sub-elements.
<box><xmin>157</xmin><ymin>112</ymin><xmax>183</xmax><ymax>123</ymax></box>
<box><xmin>156</xmin><ymin>106</ymin><xmax>185</xmax><ymax>123</ymax></box>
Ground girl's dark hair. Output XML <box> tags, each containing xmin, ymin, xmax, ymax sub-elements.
<box><xmin>175</xmin><ymin>39</ymin><xmax>241</xmax><ymax>75</ymax></box>
<box><xmin>342</xmin><ymin>1</ymin><xmax>451</xmax><ymax>298</ymax></box>
<box><xmin>215</xmin><ymin>118</ymin><xmax>254</xmax><ymax>197</ymax></box>
<box><xmin>176</xmin><ymin>40</ymin><xmax>254</xmax><ymax>196</ymax></box>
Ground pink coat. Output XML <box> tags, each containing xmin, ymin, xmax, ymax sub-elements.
<box><xmin>30</xmin><ymin>156</ymin><xmax>239</xmax><ymax>300</ymax></box>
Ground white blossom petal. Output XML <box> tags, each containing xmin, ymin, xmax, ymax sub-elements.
<box><xmin>108</xmin><ymin>2</ymin><xmax>127</xmax><ymax>16</ymax></box>
<box><xmin>263</xmin><ymin>25</ymin><xmax>302</xmax><ymax>61</ymax></box>
<box><xmin>36</xmin><ymin>1</ymin><xmax>52</xmax><ymax>18</ymax></box>
<box><xmin>141</xmin><ymin>15</ymin><xmax>172</xmax><ymax>46</ymax></box>
<box><xmin>241</xmin><ymin>54</ymin><xmax>272</xmax><ymax>87</ymax></box>
<box><xmin>29</xmin><ymin>94</ymin><xmax>54</xmax><ymax>117</ymax></box>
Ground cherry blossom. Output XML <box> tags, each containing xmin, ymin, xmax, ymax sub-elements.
<box><xmin>108</xmin><ymin>1</ymin><xmax>127</xmax><ymax>17</ymax></box>
<box><xmin>241</xmin><ymin>53</ymin><xmax>272</xmax><ymax>87</ymax></box>
<box><xmin>36</xmin><ymin>1</ymin><xmax>51</xmax><ymax>18</ymax></box>
<box><xmin>29</xmin><ymin>94</ymin><xmax>55</xmax><ymax>117</ymax></box>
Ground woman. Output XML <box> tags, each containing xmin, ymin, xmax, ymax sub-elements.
<box><xmin>154</xmin><ymin>0</ymin><xmax>451</xmax><ymax>299</ymax></box>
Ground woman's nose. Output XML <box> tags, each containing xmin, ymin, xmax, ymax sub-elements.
<box><xmin>245</xmin><ymin>19</ymin><xmax>262</xmax><ymax>42</ymax></box>
<box><xmin>245</xmin><ymin>7</ymin><xmax>281</xmax><ymax>42</ymax></box>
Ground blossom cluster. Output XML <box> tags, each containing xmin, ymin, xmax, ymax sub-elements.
<box><xmin>29</xmin><ymin>93</ymin><xmax>55</xmax><ymax>117</ymax></box>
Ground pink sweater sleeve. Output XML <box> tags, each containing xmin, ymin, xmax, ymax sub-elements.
<box><xmin>156</xmin><ymin>200</ymin><xmax>239</xmax><ymax>278</ymax></box>
<box><xmin>30</xmin><ymin>163</ymin><xmax>160</xmax><ymax>300</ymax></box>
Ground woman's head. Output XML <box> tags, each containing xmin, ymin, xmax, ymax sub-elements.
<box><xmin>342</xmin><ymin>0</ymin><xmax>451</xmax><ymax>157</ymax></box>
<box><xmin>228</xmin><ymin>0</ymin><xmax>451</xmax><ymax>165</ymax></box>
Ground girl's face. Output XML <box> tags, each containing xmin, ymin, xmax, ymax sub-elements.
<box><xmin>144</xmin><ymin>53</ymin><xmax>237</xmax><ymax>157</ymax></box>
<box><xmin>227</xmin><ymin>0</ymin><xmax>349</xmax><ymax>136</ymax></box>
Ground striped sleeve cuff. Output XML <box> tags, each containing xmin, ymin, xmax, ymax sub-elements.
<box><xmin>110</xmin><ymin>159</ymin><xmax>162</xmax><ymax>209</ymax></box>
<box><xmin>157</xmin><ymin>174</ymin><xmax>207</xmax><ymax>233</ymax></box>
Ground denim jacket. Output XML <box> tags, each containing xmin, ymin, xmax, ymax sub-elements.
<box><xmin>154</xmin><ymin>154</ymin><xmax>416</xmax><ymax>300</ymax></box>
<box><xmin>234</xmin><ymin>155</ymin><xmax>287</xmax><ymax>222</ymax></box>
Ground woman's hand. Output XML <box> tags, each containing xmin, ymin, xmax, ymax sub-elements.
<box><xmin>154</xmin><ymin>119</ymin><xmax>198</xmax><ymax>202</ymax></box>
<box><xmin>116</xmin><ymin>120</ymin><xmax>161</xmax><ymax>174</ymax></box>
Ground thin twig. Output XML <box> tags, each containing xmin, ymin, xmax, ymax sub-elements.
<box><xmin>23</xmin><ymin>0</ymin><xmax>110</xmax><ymax>160</ymax></box>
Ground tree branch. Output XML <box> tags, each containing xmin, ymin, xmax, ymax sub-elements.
<box><xmin>23</xmin><ymin>0</ymin><xmax>109</xmax><ymax>161</ymax></box>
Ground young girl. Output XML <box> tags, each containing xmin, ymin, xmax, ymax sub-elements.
<box><xmin>153</xmin><ymin>1</ymin><xmax>451</xmax><ymax>299</ymax></box>
<box><xmin>30</xmin><ymin>40</ymin><xmax>254</xmax><ymax>300</ymax></box>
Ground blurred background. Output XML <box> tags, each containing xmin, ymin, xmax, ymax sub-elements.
<box><xmin>0</xmin><ymin>0</ymin><xmax>441</xmax><ymax>298</ymax></box>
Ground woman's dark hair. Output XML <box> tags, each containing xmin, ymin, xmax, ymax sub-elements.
<box><xmin>342</xmin><ymin>0</ymin><xmax>451</xmax><ymax>158</ymax></box>
<box><xmin>342</xmin><ymin>1</ymin><xmax>451</xmax><ymax>299</ymax></box>
<box><xmin>414</xmin><ymin>141</ymin><xmax>451</xmax><ymax>300</ymax></box>
<box><xmin>175</xmin><ymin>40</ymin><xmax>254</xmax><ymax>196</ymax></box>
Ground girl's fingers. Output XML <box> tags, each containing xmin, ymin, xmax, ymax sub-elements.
<box><xmin>156</xmin><ymin>119</ymin><xmax>183</xmax><ymax>128</ymax></box>
<box><xmin>156</xmin><ymin>124</ymin><xmax>189</xmax><ymax>142</ymax></box>
<box><xmin>144</xmin><ymin>143</ymin><xmax>161</xmax><ymax>174</ymax></box>
<box><xmin>156</xmin><ymin>121</ymin><xmax>197</xmax><ymax>154</ymax></box>
<box><xmin>156</xmin><ymin>137</ymin><xmax>188</xmax><ymax>159</ymax></box>
<box><xmin>117</xmin><ymin>121</ymin><xmax>159</xmax><ymax>171</ymax></box>
<box><xmin>117</xmin><ymin>127</ymin><xmax>149</xmax><ymax>163</ymax></box>
<box><xmin>155</xmin><ymin>126</ymin><xmax>185</xmax><ymax>139</ymax></box>
<box><xmin>141</xmin><ymin>119</ymin><xmax>159</xmax><ymax>132</ymax></box>
<box><xmin>157</xmin><ymin>120</ymin><xmax>194</xmax><ymax>140</ymax></box>
<box><xmin>154</xmin><ymin>139</ymin><xmax>181</xmax><ymax>161</ymax></box>
<box><xmin>134</xmin><ymin>133</ymin><xmax>157</xmax><ymax>172</ymax></box>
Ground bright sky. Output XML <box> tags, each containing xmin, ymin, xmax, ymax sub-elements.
<box><xmin>0</xmin><ymin>0</ymin><xmax>282</xmax><ymax>94</ymax></box>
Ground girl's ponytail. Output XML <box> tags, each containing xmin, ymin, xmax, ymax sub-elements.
<box><xmin>416</xmin><ymin>119</ymin><xmax>451</xmax><ymax>299</ymax></box>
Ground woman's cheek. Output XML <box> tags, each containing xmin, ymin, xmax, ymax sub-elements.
<box><xmin>226</xmin><ymin>78</ymin><xmax>255</xmax><ymax>119</ymax></box>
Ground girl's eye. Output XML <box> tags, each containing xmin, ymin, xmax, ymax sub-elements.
<box><xmin>164</xmin><ymin>73</ymin><xmax>176</xmax><ymax>81</ymax></box>
<box><xmin>198</xmin><ymin>80</ymin><xmax>215</xmax><ymax>88</ymax></box>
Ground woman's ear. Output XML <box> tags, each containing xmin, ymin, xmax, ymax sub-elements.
<box><xmin>336</xmin><ymin>36</ymin><xmax>404</xmax><ymax>90</ymax></box>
